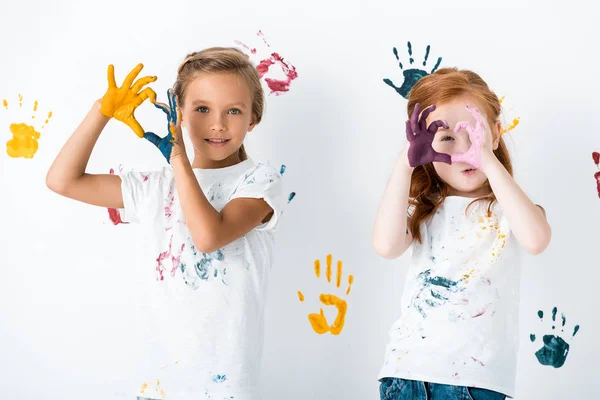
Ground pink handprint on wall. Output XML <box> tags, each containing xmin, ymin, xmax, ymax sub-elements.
<box><xmin>235</xmin><ymin>30</ymin><xmax>298</xmax><ymax>96</ymax></box>
<box><xmin>593</xmin><ymin>152</ymin><xmax>599</xmax><ymax>198</ymax></box>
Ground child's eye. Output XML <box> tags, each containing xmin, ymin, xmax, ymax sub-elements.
<box><xmin>441</xmin><ymin>136</ymin><xmax>455</xmax><ymax>142</ymax></box>
<box><xmin>228</xmin><ymin>108</ymin><xmax>241</xmax><ymax>115</ymax></box>
<box><xmin>196</xmin><ymin>106</ymin><xmax>209</xmax><ymax>113</ymax></box>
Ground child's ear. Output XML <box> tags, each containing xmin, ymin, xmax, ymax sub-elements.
<box><xmin>493</xmin><ymin>120</ymin><xmax>502</xmax><ymax>150</ymax></box>
<box><xmin>247</xmin><ymin>119</ymin><xmax>257</xmax><ymax>132</ymax></box>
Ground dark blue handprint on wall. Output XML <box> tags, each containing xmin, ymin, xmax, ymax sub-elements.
<box><xmin>530</xmin><ymin>307</ymin><xmax>580</xmax><ymax>368</ymax></box>
<box><xmin>383</xmin><ymin>41</ymin><xmax>443</xmax><ymax>99</ymax></box>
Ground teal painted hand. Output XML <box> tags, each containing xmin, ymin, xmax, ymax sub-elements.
<box><xmin>144</xmin><ymin>89</ymin><xmax>180</xmax><ymax>163</ymax></box>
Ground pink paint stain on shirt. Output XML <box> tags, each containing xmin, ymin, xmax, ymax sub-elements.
<box><xmin>107</xmin><ymin>168</ymin><xmax>128</xmax><ymax>225</ymax></box>
<box><xmin>165</xmin><ymin>191</ymin><xmax>176</xmax><ymax>219</ymax></box>
<box><xmin>155</xmin><ymin>235</ymin><xmax>186</xmax><ymax>280</ymax></box>
<box><xmin>156</xmin><ymin>249</ymin><xmax>168</xmax><ymax>281</ymax></box>
<box><xmin>155</xmin><ymin>235</ymin><xmax>173</xmax><ymax>281</ymax></box>
<box><xmin>170</xmin><ymin>242</ymin><xmax>185</xmax><ymax>277</ymax></box>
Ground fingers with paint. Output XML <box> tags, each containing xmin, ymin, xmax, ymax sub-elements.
<box><xmin>451</xmin><ymin>105</ymin><xmax>486</xmax><ymax>169</ymax></box>
<box><xmin>144</xmin><ymin>89</ymin><xmax>181</xmax><ymax>163</ymax></box>
<box><xmin>99</xmin><ymin>63</ymin><xmax>157</xmax><ymax>138</ymax></box>
<box><xmin>406</xmin><ymin>103</ymin><xmax>451</xmax><ymax>167</ymax></box>
<box><xmin>298</xmin><ymin>254</ymin><xmax>354</xmax><ymax>336</ymax></box>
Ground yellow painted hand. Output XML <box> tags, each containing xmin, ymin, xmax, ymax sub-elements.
<box><xmin>100</xmin><ymin>63</ymin><xmax>157</xmax><ymax>138</ymax></box>
<box><xmin>299</xmin><ymin>254</ymin><xmax>354</xmax><ymax>336</ymax></box>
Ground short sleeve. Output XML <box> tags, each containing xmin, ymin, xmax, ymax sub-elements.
<box><xmin>118</xmin><ymin>167</ymin><xmax>171</xmax><ymax>223</ymax></box>
<box><xmin>229</xmin><ymin>163</ymin><xmax>285</xmax><ymax>232</ymax></box>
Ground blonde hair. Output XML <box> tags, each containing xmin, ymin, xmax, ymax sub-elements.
<box><xmin>173</xmin><ymin>47</ymin><xmax>265</xmax><ymax>161</ymax></box>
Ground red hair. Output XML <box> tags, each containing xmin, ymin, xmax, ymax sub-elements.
<box><xmin>407</xmin><ymin>68</ymin><xmax>513</xmax><ymax>243</ymax></box>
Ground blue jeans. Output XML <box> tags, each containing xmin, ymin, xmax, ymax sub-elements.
<box><xmin>379</xmin><ymin>378</ymin><xmax>506</xmax><ymax>400</ymax></box>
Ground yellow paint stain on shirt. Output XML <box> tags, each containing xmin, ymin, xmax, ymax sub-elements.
<box><xmin>462</xmin><ymin>269</ymin><xmax>476</xmax><ymax>284</ymax></box>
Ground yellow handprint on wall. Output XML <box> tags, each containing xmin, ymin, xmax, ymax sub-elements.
<box><xmin>298</xmin><ymin>254</ymin><xmax>354</xmax><ymax>336</ymax></box>
<box><xmin>99</xmin><ymin>63</ymin><xmax>157</xmax><ymax>138</ymax></box>
<box><xmin>3</xmin><ymin>95</ymin><xmax>52</xmax><ymax>159</ymax></box>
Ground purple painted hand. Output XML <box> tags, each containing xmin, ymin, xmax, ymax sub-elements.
<box><xmin>451</xmin><ymin>105</ymin><xmax>485</xmax><ymax>169</ymax></box>
<box><xmin>406</xmin><ymin>103</ymin><xmax>451</xmax><ymax>167</ymax></box>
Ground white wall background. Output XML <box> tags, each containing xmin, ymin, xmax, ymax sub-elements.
<box><xmin>1</xmin><ymin>0</ymin><xmax>598</xmax><ymax>399</ymax></box>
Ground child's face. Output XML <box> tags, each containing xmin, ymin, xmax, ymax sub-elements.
<box><xmin>426</xmin><ymin>94</ymin><xmax>500</xmax><ymax>197</ymax></box>
<box><xmin>181</xmin><ymin>72</ymin><xmax>255</xmax><ymax>165</ymax></box>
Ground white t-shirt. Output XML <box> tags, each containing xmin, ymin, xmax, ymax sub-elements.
<box><xmin>119</xmin><ymin>158</ymin><xmax>284</xmax><ymax>400</ymax></box>
<box><xmin>378</xmin><ymin>196</ymin><xmax>522</xmax><ymax>398</ymax></box>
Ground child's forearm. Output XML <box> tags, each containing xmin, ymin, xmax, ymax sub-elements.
<box><xmin>171</xmin><ymin>156</ymin><xmax>223</xmax><ymax>252</ymax></box>
<box><xmin>372</xmin><ymin>155</ymin><xmax>414</xmax><ymax>259</ymax></box>
<box><xmin>482</xmin><ymin>155</ymin><xmax>551</xmax><ymax>255</ymax></box>
<box><xmin>46</xmin><ymin>101</ymin><xmax>109</xmax><ymax>190</ymax></box>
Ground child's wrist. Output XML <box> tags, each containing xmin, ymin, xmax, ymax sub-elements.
<box><xmin>481</xmin><ymin>150</ymin><xmax>500</xmax><ymax>173</ymax></box>
<box><xmin>92</xmin><ymin>100</ymin><xmax>110</xmax><ymax>121</ymax></box>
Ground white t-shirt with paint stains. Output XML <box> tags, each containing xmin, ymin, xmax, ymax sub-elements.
<box><xmin>378</xmin><ymin>196</ymin><xmax>522</xmax><ymax>398</ymax></box>
<box><xmin>119</xmin><ymin>159</ymin><xmax>284</xmax><ymax>400</ymax></box>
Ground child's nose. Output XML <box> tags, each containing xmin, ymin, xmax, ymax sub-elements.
<box><xmin>453</xmin><ymin>131</ymin><xmax>472</xmax><ymax>154</ymax></box>
<box><xmin>209</xmin><ymin>115</ymin><xmax>226</xmax><ymax>131</ymax></box>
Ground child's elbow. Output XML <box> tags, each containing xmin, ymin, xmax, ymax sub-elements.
<box><xmin>524</xmin><ymin>226</ymin><xmax>552</xmax><ymax>255</ymax></box>
<box><xmin>46</xmin><ymin>172</ymin><xmax>66</xmax><ymax>195</ymax></box>
<box><xmin>372</xmin><ymin>239</ymin><xmax>403</xmax><ymax>260</ymax></box>
<box><xmin>190</xmin><ymin>233</ymin><xmax>221</xmax><ymax>254</ymax></box>
<box><xmin>193</xmin><ymin>241</ymin><xmax>221</xmax><ymax>254</ymax></box>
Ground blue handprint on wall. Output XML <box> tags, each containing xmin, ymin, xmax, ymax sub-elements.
<box><xmin>530</xmin><ymin>307</ymin><xmax>580</xmax><ymax>368</ymax></box>
<box><xmin>383</xmin><ymin>41</ymin><xmax>443</xmax><ymax>99</ymax></box>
